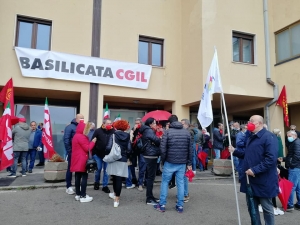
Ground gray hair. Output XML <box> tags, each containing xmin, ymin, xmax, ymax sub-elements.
<box><xmin>103</xmin><ymin>119</ymin><xmax>111</xmax><ymax>124</ymax></box>
<box><xmin>287</xmin><ymin>130</ymin><xmax>297</xmax><ymax>137</ymax></box>
<box><xmin>181</xmin><ymin>119</ymin><xmax>190</xmax><ymax>126</ymax></box>
<box><xmin>273</xmin><ymin>128</ymin><xmax>281</xmax><ymax>136</ymax></box>
<box><xmin>240</xmin><ymin>124</ymin><xmax>246</xmax><ymax>130</ymax></box>
<box><xmin>135</xmin><ymin>117</ymin><xmax>142</xmax><ymax>122</ymax></box>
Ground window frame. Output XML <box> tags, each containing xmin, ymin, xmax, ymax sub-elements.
<box><xmin>15</xmin><ymin>15</ymin><xmax>52</xmax><ymax>50</ymax></box>
<box><xmin>232</xmin><ymin>32</ymin><xmax>254</xmax><ymax>64</ymax></box>
<box><xmin>275</xmin><ymin>21</ymin><xmax>300</xmax><ymax>65</ymax></box>
<box><xmin>138</xmin><ymin>36</ymin><xmax>164</xmax><ymax>67</ymax></box>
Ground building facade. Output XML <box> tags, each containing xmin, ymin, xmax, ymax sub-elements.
<box><xmin>1</xmin><ymin>0</ymin><xmax>299</xmax><ymax>156</ymax></box>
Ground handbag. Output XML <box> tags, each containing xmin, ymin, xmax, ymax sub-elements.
<box><xmin>86</xmin><ymin>149</ymin><xmax>97</xmax><ymax>173</ymax></box>
<box><xmin>103</xmin><ymin>134</ymin><xmax>122</xmax><ymax>163</ymax></box>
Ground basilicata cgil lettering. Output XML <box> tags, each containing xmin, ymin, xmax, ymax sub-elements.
<box><xmin>18</xmin><ymin>57</ymin><xmax>147</xmax><ymax>82</ymax></box>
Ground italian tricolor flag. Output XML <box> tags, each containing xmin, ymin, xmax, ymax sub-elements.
<box><xmin>103</xmin><ymin>103</ymin><xmax>110</xmax><ymax>119</ymax></box>
<box><xmin>114</xmin><ymin>114</ymin><xmax>121</xmax><ymax>122</ymax></box>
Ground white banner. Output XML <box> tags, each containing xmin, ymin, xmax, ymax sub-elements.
<box><xmin>15</xmin><ymin>47</ymin><xmax>152</xmax><ymax>89</ymax></box>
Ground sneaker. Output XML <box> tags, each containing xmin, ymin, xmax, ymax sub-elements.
<box><xmin>192</xmin><ymin>170</ymin><xmax>196</xmax><ymax>175</ymax></box>
<box><xmin>102</xmin><ymin>186</ymin><xmax>110</xmax><ymax>193</ymax></box>
<box><xmin>258</xmin><ymin>204</ymin><xmax>263</xmax><ymax>213</ymax></box>
<box><xmin>75</xmin><ymin>195</ymin><xmax>80</xmax><ymax>201</ymax></box>
<box><xmin>275</xmin><ymin>208</ymin><xmax>284</xmax><ymax>215</ymax></box>
<box><xmin>22</xmin><ymin>174</ymin><xmax>27</xmax><ymax>177</ymax></box>
<box><xmin>80</xmin><ymin>195</ymin><xmax>93</xmax><ymax>203</ymax></box>
<box><xmin>114</xmin><ymin>201</ymin><xmax>119</xmax><ymax>208</ymax></box>
<box><xmin>109</xmin><ymin>193</ymin><xmax>116</xmax><ymax>200</ymax></box>
<box><xmin>273</xmin><ymin>208</ymin><xmax>279</xmax><ymax>216</ymax></box>
<box><xmin>294</xmin><ymin>204</ymin><xmax>300</xmax><ymax>211</ymax></box>
<box><xmin>35</xmin><ymin>163</ymin><xmax>44</xmax><ymax>166</ymax></box>
<box><xmin>286</xmin><ymin>206</ymin><xmax>294</xmax><ymax>212</ymax></box>
<box><xmin>126</xmin><ymin>184</ymin><xmax>136</xmax><ymax>189</ymax></box>
<box><xmin>153</xmin><ymin>197</ymin><xmax>160</xmax><ymax>203</ymax></box>
<box><xmin>138</xmin><ymin>185</ymin><xmax>143</xmax><ymax>191</ymax></box>
<box><xmin>7</xmin><ymin>174</ymin><xmax>16</xmax><ymax>178</ymax></box>
<box><xmin>146</xmin><ymin>199</ymin><xmax>157</xmax><ymax>205</ymax></box>
<box><xmin>154</xmin><ymin>204</ymin><xmax>165</xmax><ymax>212</ymax></box>
<box><xmin>28</xmin><ymin>170</ymin><xmax>32</xmax><ymax>173</ymax></box>
<box><xmin>175</xmin><ymin>205</ymin><xmax>183</xmax><ymax>213</ymax></box>
<box><xmin>169</xmin><ymin>184</ymin><xmax>176</xmax><ymax>189</ymax></box>
<box><xmin>66</xmin><ymin>187</ymin><xmax>75</xmax><ymax>195</ymax></box>
<box><xmin>94</xmin><ymin>182</ymin><xmax>100</xmax><ymax>190</ymax></box>
<box><xmin>184</xmin><ymin>194</ymin><xmax>190</xmax><ymax>203</ymax></box>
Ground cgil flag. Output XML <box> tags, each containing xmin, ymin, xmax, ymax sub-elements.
<box><xmin>103</xmin><ymin>103</ymin><xmax>110</xmax><ymax>119</ymax></box>
<box><xmin>114</xmin><ymin>114</ymin><xmax>121</xmax><ymax>122</ymax></box>
<box><xmin>197</xmin><ymin>49</ymin><xmax>223</xmax><ymax>128</ymax></box>
<box><xmin>0</xmin><ymin>102</ymin><xmax>14</xmax><ymax>171</ymax></box>
<box><xmin>276</xmin><ymin>85</ymin><xmax>289</xmax><ymax>127</ymax></box>
<box><xmin>42</xmin><ymin>98</ymin><xmax>56</xmax><ymax>159</ymax></box>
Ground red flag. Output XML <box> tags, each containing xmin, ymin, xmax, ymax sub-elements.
<box><xmin>0</xmin><ymin>78</ymin><xmax>15</xmax><ymax>116</ymax></box>
<box><xmin>0</xmin><ymin>102</ymin><xmax>14</xmax><ymax>171</ymax></box>
<box><xmin>276</xmin><ymin>85</ymin><xmax>289</xmax><ymax>127</ymax></box>
<box><xmin>42</xmin><ymin>98</ymin><xmax>56</xmax><ymax>159</ymax></box>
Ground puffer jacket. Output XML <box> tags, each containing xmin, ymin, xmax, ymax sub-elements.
<box><xmin>106</xmin><ymin>130</ymin><xmax>131</xmax><ymax>162</ymax></box>
<box><xmin>70</xmin><ymin>122</ymin><xmax>95</xmax><ymax>172</ymax></box>
<box><xmin>12</xmin><ymin>122</ymin><xmax>31</xmax><ymax>152</ymax></box>
<box><xmin>63</xmin><ymin>119</ymin><xmax>78</xmax><ymax>153</ymax></box>
<box><xmin>213</xmin><ymin>128</ymin><xmax>225</xmax><ymax>150</ymax></box>
<box><xmin>160</xmin><ymin>121</ymin><xmax>192</xmax><ymax>165</ymax></box>
<box><xmin>139</xmin><ymin>125</ymin><xmax>161</xmax><ymax>157</ymax></box>
<box><xmin>285</xmin><ymin>138</ymin><xmax>300</xmax><ymax>169</ymax></box>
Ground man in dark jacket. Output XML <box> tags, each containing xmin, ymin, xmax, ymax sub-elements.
<box><xmin>91</xmin><ymin>119</ymin><xmax>114</xmax><ymax>193</ymax></box>
<box><xmin>64</xmin><ymin>114</ymin><xmax>84</xmax><ymax>195</ymax></box>
<box><xmin>282</xmin><ymin>130</ymin><xmax>300</xmax><ymax>211</ymax></box>
<box><xmin>285</xmin><ymin>125</ymin><xmax>300</xmax><ymax>148</ymax></box>
<box><xmin>154</xmin><ymin>115</ymin><xmax>192</xmax><ymax>213</ymax></box>
<box><xmin>213</xmin><ymin>123</ymin><xmax>227</xmax><ymax>159</ymax></box>
<box><xmin>229</xmin><ymin>115</ymin><xmax>278</xmax><ymax>225</ymax></box>
<box><xmin>26</xmin><ymin>121</ymin><xmax>42</xmax><ymax>173</ymax></box>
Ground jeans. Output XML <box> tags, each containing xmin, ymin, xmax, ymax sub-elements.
<box><xmin>12</xmin><ymin>151</ymin><xmax>27</xmax><ymax>175</ymax></box>
<box><xmin>138</xmin><ymin>154</ymin><xmax>147</xmax><ymax>186</ymax></box>
<box><xmin>246</xmin><ymin>196</ymin><xmax>274</xmax><ymax>225</ymax></box>
<box><xmin>93</xmin><ymin>154</ymin><xmax>108</xmax><ymax>186</ymax></box>
<box><xmin>192</xmin><ymin>143</ymin><xmax>198</xmax><ymax>171</ymax></box>
<box><xmin>214</xmin><ymin>149</ymin><xmax>221</xmax><ymax>159</ymax></box>
<box><xmin>159</xmin><ymin>161</ymin><xmax>186</xmax><ymax>207</ymax></box>
<box><xmin>38</xmin><ymin>149</ymin><xmax>45</xmax><ymax>164</ymax></box>
<box><xmin>288</xmin><ymin>168</ymin><xmax>300</xmax><ymax>207</ymax></box>
<box><xmin>65</xmin><ymin>151</ymin><xmax>72</xmax><ymax>188</ymax></box>
<box><xmin>75</xmin><ymin>172</ymin><xmax>88</xmax><ymax>197</ymax></box>
<box><xmin>233</xmin><ymin>156</ymin><xmax>239</xmax><ymax>170</ymax></box>
<box><xmin>26</xmin><ymin>149</ymin><xmax>37</xmax><ymax>170</ymax></box>
<box><xmin>126</xmin><ymin>166</ymin><xmax>132</xmax><ymax>187</ymax></box>
<box><xmin>184</xmin><ymin>176</ymin><xmax>189</xmax><ymax>197</ymax></box>
<box><xmin>144</xmin><ymin>157</ymin><xmax>157</xmax><ymax>201</ymax></box>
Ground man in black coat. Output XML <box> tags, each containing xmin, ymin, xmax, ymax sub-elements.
<box><xmin>154</xmin><ymin>115</ymin><xmax>192</xmax><ymax>213</ymax></box>
<box><xmin>285</xmin><ymin>125</ymin><xmax>300</xmax><ymax>148</ymax></box>
<box><xmin>91</xmin><ymin>119</ymin><xmax>115</xmax><ymax>193</ymax></box>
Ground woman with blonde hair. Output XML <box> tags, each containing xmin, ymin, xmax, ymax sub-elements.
<box><xmin>106</xmin><ymin>120</ymin><xmax>132</xmax><ymax>207</ymax></box>
<box><xmin>273</xmin><ymin>128</ymin><xmax>284</xmax><ymax>158</ymax></box>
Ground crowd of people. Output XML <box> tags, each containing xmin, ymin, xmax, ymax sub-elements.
<box><xmin>5</xmin><ymin>112</ymin><xmax>300</xmax><ymax>221</ymax></box>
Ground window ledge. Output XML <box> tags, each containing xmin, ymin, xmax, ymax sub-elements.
<box><xmin>231</xmin><ymin>61</ymin><xmax>257</xmax><ymax>66</ymax></box>
<box><xmin>152</xmin><ymin>65</ymin><xmax>165</xmax><ymax>69</ymax></box>
<box><xmin>275</xmin><ymin>55</ymin><xmax>300</xmax><ymax>66</ymax></box>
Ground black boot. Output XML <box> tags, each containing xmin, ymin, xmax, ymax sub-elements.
<box><xmin>94</xmin><ymin>182</ymin><xmax>100</xmax><ymax>190</ymax></box>
<box><xmin>205</xmin><ymin>163</ymin><xmax>208</xmax><ymax>171</ymax></box>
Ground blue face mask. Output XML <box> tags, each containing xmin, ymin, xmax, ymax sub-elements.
<box><xmin>288</xmin><ymin>137</ymin><xmax>295</xmax><ymax>142</ymax></box>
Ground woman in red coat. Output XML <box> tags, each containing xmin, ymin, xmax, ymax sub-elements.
<box><xmin>71</xmin><ymin>121</ymin><xmax>96</xmax><ymax>203</ymax></box>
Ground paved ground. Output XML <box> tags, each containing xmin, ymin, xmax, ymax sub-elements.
<box><xmin>0</xmin><ymin>178</ymin><xmax>299</xmax><ymax>225</ymax></box>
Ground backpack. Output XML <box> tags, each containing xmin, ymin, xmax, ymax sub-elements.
<box><xmin>133</xmin><ymin>133</ymin><xmax>148</xmax><ymax>153</ymax></box>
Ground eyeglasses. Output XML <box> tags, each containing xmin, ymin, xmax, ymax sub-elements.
<box><xmin>291</xmin><ymin>129</ymin><xmax>295</xmax><ymax>131</ymax></box>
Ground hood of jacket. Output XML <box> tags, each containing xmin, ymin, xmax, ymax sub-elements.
<box><xmin>76</xmin><ymin>122</ymin><xmax>85</xmax><ymax>134</ymax></box>
<box><xmin>18</xmin><ymin>122</ymin><xmax>30</xmax><ymax>130</ymax></box>
<box><xmin>114</xmin><ymin>130</ymin><xmax>130</xmax><ymax>141</ymax></box>
<box><xmin>169</xmin><ymin>121</ymin><xmax>183</xmax><ymax>129</ymax></box>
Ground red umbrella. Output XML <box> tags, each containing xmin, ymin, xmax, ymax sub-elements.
<box><xmin>197</xmin><ymin>151</ymin><xmax>208</xmax><ymax>167</ymax></box>
<box><xmin>142</xmin><ymin>110</ymin><xmax>171</xmax><ymax>122</ymax></box>
<box><xmin>278</xmin><ymin>177</ymin><xmax>294</xmax><ymax>211</ymax></box>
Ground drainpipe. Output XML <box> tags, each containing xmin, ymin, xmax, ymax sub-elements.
<box><xmin>263</xmin><ymin>0</ymin><xmax>278</xmax><ymax>129</ymax></box>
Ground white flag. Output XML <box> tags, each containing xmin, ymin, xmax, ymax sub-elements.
<box><xmin>197</xmin><ymin>49</ymin><xmax>223</xmax><ymax>128</ymax></box>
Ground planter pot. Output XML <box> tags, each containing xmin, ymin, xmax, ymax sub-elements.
<box><xmin>44</xmin><ymin>161</ymin><xmax>68</xmax><ymax>181</ymax></box>
<box><xmin>213</xmin><ymin>159</ymin><xmax>232</xmax><ymax>176</ymax></box>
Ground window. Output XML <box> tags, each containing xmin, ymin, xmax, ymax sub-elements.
<box><xmin>232</xmin><ymin>32</ymin><xmax>254</xmax><ymax>64</ymax></box>
<box><xmin>276</xmin><ymin>22</ymin><xmax>300</xmax><ymax>63</ymax></box>
<box><xmin>138</xmin><ymin>36</ymin><xmax>163</xmax><ymax>67</ymax></box>
<box><xmin>15</xmin><ymin>16</ymin><xmax>52</xmax><ymax>50</ymax></box>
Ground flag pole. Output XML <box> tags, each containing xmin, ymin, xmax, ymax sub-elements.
<box><xmin>216</xmin><ymin>47</ymin><xmax>241</xmax><ymax>225</ymax></box>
